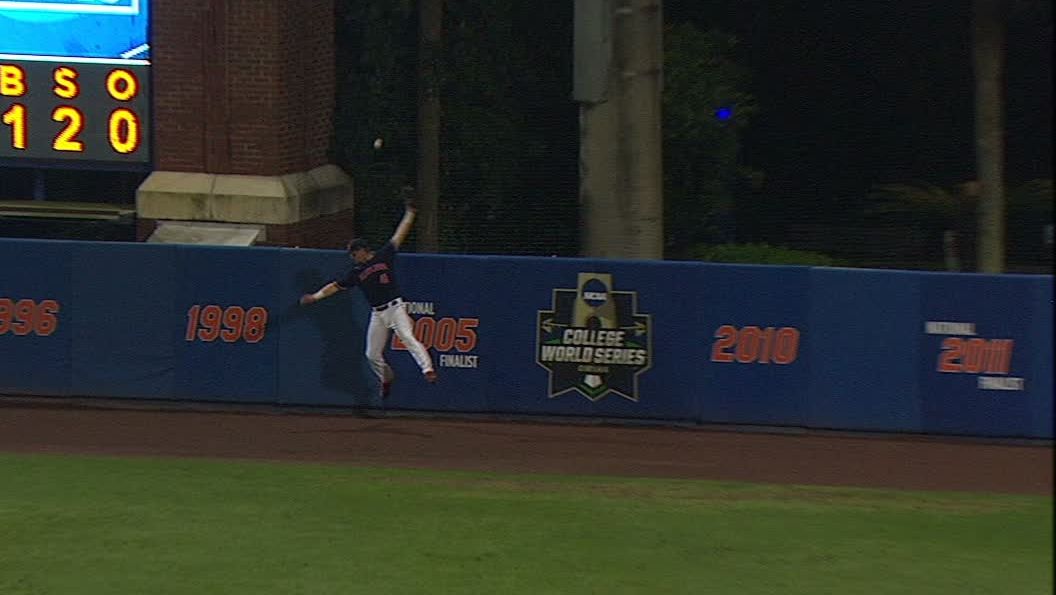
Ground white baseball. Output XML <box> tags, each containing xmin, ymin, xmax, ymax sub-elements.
<box><xmin>373</xmin><ymin>138</ymin><xmax>384</xmax><ymax>150</ymax></box>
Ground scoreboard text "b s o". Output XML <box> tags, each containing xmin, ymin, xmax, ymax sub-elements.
<box><xmin>0</xmin><ymin>60</ymin><xmax>150</xmax><ymax>167</ymax></box>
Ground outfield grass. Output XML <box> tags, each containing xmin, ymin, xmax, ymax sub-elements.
<box><xmin>0</xmin><ymin>453</ymin><xmax>1051</xmax><ymax>595</ymax></box>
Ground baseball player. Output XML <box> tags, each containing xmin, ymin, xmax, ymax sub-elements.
<box><xmin>299</xmin><ymin>187</ymin><xmax>436</xmax><ymax>397</ymax></box>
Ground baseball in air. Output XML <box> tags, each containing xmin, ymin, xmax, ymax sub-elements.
<box><xmin>373</xmin><ymin>138</ymin><xmax>384</xmax><ymax>150</ymax></box>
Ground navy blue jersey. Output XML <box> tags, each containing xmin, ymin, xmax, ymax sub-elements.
<box><xmin>335</xmin><ymin>242</ymin><xmax>401</xmax><ymax>306</ymax></box>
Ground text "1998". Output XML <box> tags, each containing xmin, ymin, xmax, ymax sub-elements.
<box><xmin>185</xmin><ymin>305</ymin><xmax>269</xmax><ymax>343</ymax></box>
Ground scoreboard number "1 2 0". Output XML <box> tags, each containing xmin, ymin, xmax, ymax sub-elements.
<box><xmin>1</xmin><ymin>64</ymin><xmax>143</xmax><ymax>155</ymax></box>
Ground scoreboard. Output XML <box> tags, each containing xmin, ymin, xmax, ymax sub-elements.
<box><xmin>0</xmin><ymin>0</ymin><xmax>150</xmax><ymax>168</ymax></box>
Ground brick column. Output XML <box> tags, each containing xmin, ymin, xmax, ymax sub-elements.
<box><xmin>136</xmin><ymin>0</ymin><xmax>354</xmax><ymax>248</ymax></box>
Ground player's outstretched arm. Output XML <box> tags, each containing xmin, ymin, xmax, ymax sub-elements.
<box><xmin>389</xmin><ymin>208</ymin><xmax>417</xmax><ymax>249</ymax></box>
<box><xmin>299</xmin><ymin>282</ymin><xmax>341</xmax><ymax>305</ymax></box>
<box><xmin>390</xmin><ymin>186</ymin><xmax>418</xmax><ymax>248</ymax></box>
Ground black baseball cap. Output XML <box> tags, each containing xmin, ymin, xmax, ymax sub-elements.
<box><xmin>346</xmin><ymin>238</ymin><xmax>370</xmax><ymax>253</ymax></box>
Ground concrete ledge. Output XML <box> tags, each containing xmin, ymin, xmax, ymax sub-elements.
<box><xmin>146</xmin><ymin>221</ymin><xmax>266</xmax><ymax>246</ymax></box>
<box><xmin>136</xmin><ymin>165</ymin><xmax>354</xmax><ymax>225</ymax></box>
<box><xmin>0</xmin><ymin>201</ymin><xmax>135</xmax><ymax>221</ymax></box>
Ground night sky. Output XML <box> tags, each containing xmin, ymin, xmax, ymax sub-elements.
<box><xmin>1</xmin><ymin>1</ymin><xmax>1051</xmax><ymax>217</ymax></box>
<box><xmin>670</xmin><ymin>0</ymin><xmax>1053</xmax><ymax>203</ymax></box>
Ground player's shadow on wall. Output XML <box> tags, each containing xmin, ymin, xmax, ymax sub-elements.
<box><xmin>281</xmin><ymin>268</ymin><xmax>374</xmax><ymax>405</ymax></box>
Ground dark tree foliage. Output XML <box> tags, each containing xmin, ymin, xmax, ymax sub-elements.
<box><xmin>334</xmin><ymin>0</ymin><xmax>419</xmax><ymax>246</ymax></box>
<box><xmin>333</xmin><ymin>0</ymin><xmax>757</xmax><ymax>257</ymax></box>
<box><xmin>333</xmin><ymin>0</ymin><xmax>578</xmax><ymax>255</ymax></box>
<box><xmin>662</xmin><ymin>23</ymin><xmax>756</xmax><ymax>257</ymax></box>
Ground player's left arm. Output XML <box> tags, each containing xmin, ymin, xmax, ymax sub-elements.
<box><xmin>299</xmin><ymin>282</ymin><xmax>341</xmax><ymax>305</ymax></box>
<box><xmin>389</xmin><ymin>186</ymin><xmax>418</xmax><ymax>249</ymax></box>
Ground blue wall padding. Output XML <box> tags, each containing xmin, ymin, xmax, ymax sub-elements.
<box><xmin>70</xmin><ymin>242</ymin><xmax>180</xmax><ymax>399</ymax></box>
<box><xmin>1</xmin><ymin>239</ymin><xmax>1051</xmax><ymax>439</ymax></box>
<box><xmin>0</xmin><ymin>239</ymin><xmax>73</xmax><ymax>395</ymax></box>
<box><xmin>275</xmin><ymin>248</ymin><xmax>375</xmax><ymax>407</ymax></box>
<box><xmin>805</xmin><ymin>268</ymin><xmax>924</xmax><ymax>433</ymax></box>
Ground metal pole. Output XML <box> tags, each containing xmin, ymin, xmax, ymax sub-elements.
<box><xmin>417</xmin><ymin>0</ymin><xmax>442</xmax><ymax>252</ymax></box>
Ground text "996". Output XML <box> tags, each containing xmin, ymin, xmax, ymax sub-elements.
<box><xmin>0</xmin><ymin>298</ymin><xmax>59</xmax><ymax>336</ymax></box>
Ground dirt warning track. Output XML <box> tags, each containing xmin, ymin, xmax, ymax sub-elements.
<box><xmin>0</xmin><ymin>398</ymin><xmax>1051</xmax><ymax>496</ymax></box>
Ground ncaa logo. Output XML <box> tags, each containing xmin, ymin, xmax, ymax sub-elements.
<box><xmin>581</xmin><ymin>279</ymin><xmax>608</xmax><ymax>308</ymax></box>
<box><xmin>537</xmin><ymin>272</ymin><xmax>652</xmax><ymax>402</ymax></box>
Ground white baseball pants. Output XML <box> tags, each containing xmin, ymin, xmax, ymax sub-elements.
<box><xmin>365</xmin><ymin>298</ymin><xmax>434</xmax><ymax>387</ymax></box>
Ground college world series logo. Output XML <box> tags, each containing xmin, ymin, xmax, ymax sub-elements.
<box><xmin>536</xmin><ymin>273</ymin><xmax>652</xmax><ymax>401</ymax></box>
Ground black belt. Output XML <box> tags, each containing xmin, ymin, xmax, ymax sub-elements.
<box><xmin>372</xmin><ymin>298</ymin><xmax>402</xmax><ymax>312</ymax></box>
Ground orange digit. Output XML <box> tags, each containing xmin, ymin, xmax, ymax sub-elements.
<box><xmin>415</xmin><ymin>317</ymin><xmax>436</xmax><ymax>350</ymax></box>
<box><xmin>996</xmin><ymin>342</ymin><xmax>1013</xmax><ymax>374</ymax></box>
<box><xmin>243</xmin><ymin>307</ymin><xmax>268</xmax><ymax>343</ymax></box>
<box><xmin>434</xmin><ymin>318</ymin><xmax>457</xmax><ymax>352</ymax></box>
<box><xmin>185</xmin><ymin>305</ymin><xmax>200</xmax><ymax>341</ymax></box>
<box><xmin>197</xmin><ymin>305</ymin><xmax>222</xmax><ymax>342</ymax></box>
<box><xmin>711</xmin><ymin>325</ymin><xmax>737</xmax><ymax>362</ymax></box>
<box><xmin>0</xmin><ymin>298</ymin><xmax>12</xmax><ymax>334</ymax></box>
<box><xmin>998</xmin><ymin>340</ymin><xmax>1014</xmax><ymax>375</ymax></box>
<box><xmin>772</xmin><ymin>327</ymin><xmax>800</xmax><ymax>365</ymax></box>
<box><xmin>937</xmin><ymin>337</ymin><xmax>963</xmax><ymax>373</ymax></box>
<box><xmin>221</xmin><ymin>306</ymin><xmax>245</xmax><ymax>343</ymax></box>
<box><xmin>735</xmin><ymin>326</ymin><xmax>762</xmax><ymax>363</ymax></box>
<box><xmin>455</xmin><ymin>318</ymin><xmax>479</xmax><ymax>352</ymax></box>
<box><xmin>962</xmin><ymin>338</ymin><xmax>986</xmax><ymax>374</ymax></box>
<box><xmin>979</xmin><ymin>340</ymin><xmax>993</xmax><ymax>373</ymax></box>
<box><xmin>34</xmin><ymin>300</ymin><xmax>60</xmax><ymax>336</ymax></box>
<box><xmin>12</xmin><ymin>299</ymin><xmax>34</xmax><ymax>335</ymax></box>
<box><xmin>758</xmin><ymin>327</ymin><xmax>775</xmax><ymax>364</ymax></box>
<box><xmin>981</xmin><ymin>339</ymin><xmax>1014</xmax><ymax>375</ymax></box>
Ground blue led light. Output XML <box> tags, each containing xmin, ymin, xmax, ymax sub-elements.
<box><xmin>715</xmin><ymin>107</ymin><xmax>733</xmax><ymax>121</ymax></box>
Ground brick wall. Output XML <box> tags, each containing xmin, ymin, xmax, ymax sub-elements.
<box><xmin>153</xmin><ymin>0</ymin><xmax>209</xmax><ymax>172</ymax></box>
<box><xmin>287</xmin><ymin>0</ymin><xmax>335</xmax><ymax>170</ymax></box>
<box><xmin>154</xmin><ymin>0</ymin><xmax>335</xmax><ymax>176</ymax></box>
<box><xmin>260</xmin><ymin>209</ymin><xmax>356</xmax><ymax>249</ymax></box>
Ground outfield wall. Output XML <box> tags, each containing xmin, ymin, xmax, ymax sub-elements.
<box><xmin>1</xmin><ymin>238</ymin><xmax>1051</xmax><ymax>439</ymax></box>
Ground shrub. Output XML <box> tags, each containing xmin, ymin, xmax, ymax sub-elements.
<box><xmin>689</xmin><ymin>243</ymin><xmax>836</xmax><ymax>266</ymax></box>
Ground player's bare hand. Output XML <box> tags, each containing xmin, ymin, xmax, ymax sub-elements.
<box><xmin>299</xmin><ymin>294</ymin><xmax>315</xmax><ymax>306</ymax></box>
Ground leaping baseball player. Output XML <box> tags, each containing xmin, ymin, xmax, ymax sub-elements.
<box><xmin>299</xmin><ymin>186</ymin><xmax>436</xmax><ymax>397</ymax></box>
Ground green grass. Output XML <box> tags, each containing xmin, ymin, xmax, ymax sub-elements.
<box><xmin>0</xmin><ymin>453</ymin><xmax>1051</xmax><ymax>595</ymax></box>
